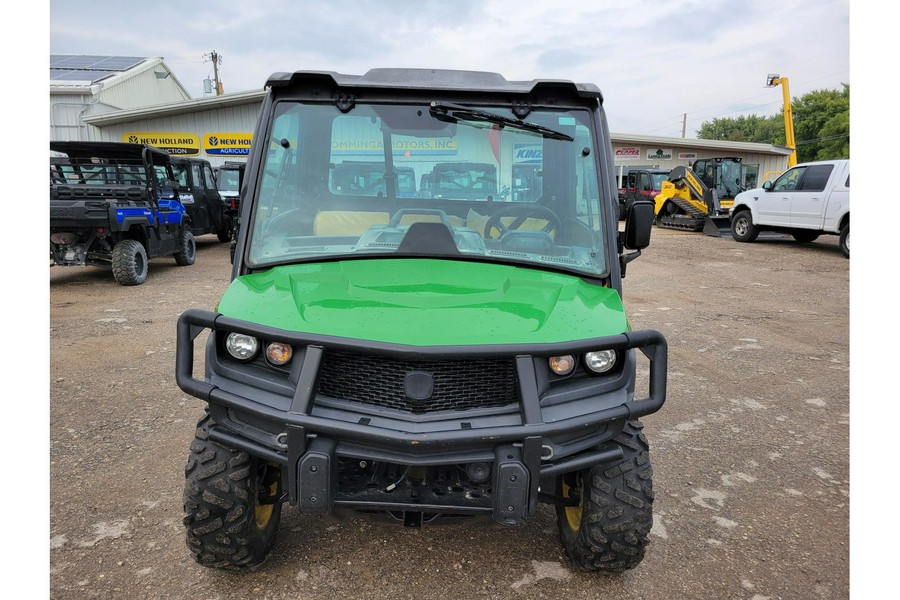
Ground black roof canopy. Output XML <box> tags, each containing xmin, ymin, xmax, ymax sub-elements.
<box><xmin>265</xmin><ymin>68</ymin><xmax>603</xmax><ymax>103</ymax></box>
<box><xmin>50</xmin><ymin>141</ymin><xmax>173</xmax><ymax>164</ymax></box>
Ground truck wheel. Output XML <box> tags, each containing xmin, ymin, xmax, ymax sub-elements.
<box><xmin>111</xmin><ymin>239</ymin><xmax>148</xmax><ymax>286</ymax></box>
<box><xmin>839</xmin><ymin>223</ymin><xmax>849</xmax><ymax>258</ymax></box>
<box><xmin>174</xmin><ymin>229</ymin><xmax>196</xmax><ymax>266</ymax></box>
<box><xmin>217</xmin><ymin>219</ymin><xmax>233</xmax><ymax>243</ymax></box>
<box><xmin>556</xmin><ymin>420</ymin><xmax>654</xmax><ymax>573</ymax></box>
<box><xmin>731</xmin><ymin>210</ymin><xmax>759</xmax><ymax>243</ymax></box>
<box><xmin>792</xmin><ymin>230</ymin><xmax>820</xmax><ymax>243</ymax></box>
<box><xmin>183</xmin><ymin>413</ymin><xmax>283</xmax><ymax>569</ymax></box>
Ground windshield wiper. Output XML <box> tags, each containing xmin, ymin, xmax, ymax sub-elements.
<box><xmin>429</xmin><ymin>101</ymin><xmax>574</xmax><ymax>141</ymax></box>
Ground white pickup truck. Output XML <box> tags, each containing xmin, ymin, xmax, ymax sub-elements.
<box><xmin>729</xmin><ymin>159</ymin><xmax>849</xmax><ymax>258</ymax></box>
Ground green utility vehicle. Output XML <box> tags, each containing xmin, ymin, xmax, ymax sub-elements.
<box><xmin>175</xmin><ymin>68</ymin><xmax>667</xmax><ymax>572</ymax></box>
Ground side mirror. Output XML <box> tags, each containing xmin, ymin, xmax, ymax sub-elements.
<box><xmin>762</xmin><ymin>180</ymin><xmax>773</xmax><ymax>191</ymax></box>
<box><xmin>623</xmin><ymin>200</ymin><xmax>654</xmax><ymax>250</ymax></box>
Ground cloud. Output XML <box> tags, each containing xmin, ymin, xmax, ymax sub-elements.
<box><xmin>48</xmin><ymin>0</ymin><xmax>850</xmax><ymax>136</ymax></box>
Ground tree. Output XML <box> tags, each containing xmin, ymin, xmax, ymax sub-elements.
<box><xmin>697</xmin><ymin>114</ymin><xmax>783</xmax><ymax>144</ymax></box>
<box><xmin>815</xmin><ymin>111</ymin><xmax>850</xmax><ymax>160</ymax></box>
<box><xmin>793</xmin><ymin>85</ymin><xmax>849</xmax><ymax>162</ymax></box>
<box><xmin>697</xmin><ymin>85</ymin><xmax>850</xmax><ymax>162</ymax></box>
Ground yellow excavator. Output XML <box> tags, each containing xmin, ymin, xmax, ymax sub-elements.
<box><xmin>653</xmin><ymin>157</ymin><xmax>743</xmax><ymax>236</ymax></box>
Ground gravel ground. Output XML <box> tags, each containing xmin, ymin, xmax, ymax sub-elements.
<box><xmin>47</xmin><ymin>228</ymin><xmax>852</xmax><ymax>599</ymax></box>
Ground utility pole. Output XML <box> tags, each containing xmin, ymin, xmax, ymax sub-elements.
<box><xmin>681</xmin><ymin>113</ymin><xmax>687</xmax><ymax>138</ymax></box>
<box><xmin>766</xmin><ymin>74</ymin><xmax>796</xmax><ymax>167</ymax></box>
<box><xmin>204</xmin><ymin>51</ymin><xmax>224</xmax><ymax>95</ymax></box>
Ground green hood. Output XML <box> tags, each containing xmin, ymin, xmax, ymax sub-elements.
<box><xmin>217</xmin><ymin>259</ymin><xmax>627</xmax><ymax>346</ymax></box>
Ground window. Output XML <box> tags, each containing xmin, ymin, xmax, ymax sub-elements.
<box><xmin>742</xmin><ymin>164</ymin><xmax>759</xmax><ymax>189</ymax></box>
<box><xmin>638</xmin><ymin>172</ymin><xmax>651</xmax><ymax>191</ymax></box>
<box><xmin>773</xmin><ymin>167</ymin><xmax>804</xmax><ymax>191</ymax></box>
<box><xmin>798</xmin><ymin>165</ymin><xmax>834</xmax><ymax>192</ymax></box>
<box><xmin>203</xmin><ymin>165</ymin><xmax>217</xmax><ymax>190</ymax></box>
<box><xmin>192</xmin><ymin>164</ymin><xmax>204</xmax><ymax>191</ymax></box>
<box><xmin>171</xmin><ymin>164</ymin><xmax>190</xmax><ymax>190</ymax></box>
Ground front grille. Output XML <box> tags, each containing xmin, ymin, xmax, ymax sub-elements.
<box><xmin>317</xmin><ymin>351</ymin><xmax>520</xmax><ymax>414</ymax></box>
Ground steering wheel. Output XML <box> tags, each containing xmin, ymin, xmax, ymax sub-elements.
<box><xmin>264</xmin><ymin>208</ymin><xmax>305</xmax><ymax>236</ymax></box>
<box><xmin>483</xmin><ymin>204</ymin><xmax>563</xmax><ymax>240</ymax></box>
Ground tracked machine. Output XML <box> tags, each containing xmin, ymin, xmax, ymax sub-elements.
<box><xmin>653</xmin><ymin>157</ymin><xmax>743</xmax><ymax>236</ymax></box>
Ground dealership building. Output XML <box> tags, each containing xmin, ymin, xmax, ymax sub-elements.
<box><xmin>50</xmin><ymin>55</ymin><xmax>792</xmax><ymax>187</ymax></box>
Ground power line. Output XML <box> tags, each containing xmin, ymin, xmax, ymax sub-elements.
<box><xmin>795</xmin><ymin>133</ymin><xmax>850</xmax><ymax>146</ymax></box>
<box><xmin>636</xmin><ymin>74</ymin><xmax>849</xmax><ymax>135</ymax></box>
<box><xmin>688</xmin><ymin>75</ymin><xmax>848</xmax><ymax>120</ymax></box>
<box><xmin>641</xmin><ymin>101</ymin><xmax>782</xmax><ymax>134</ymax></box>
<box><xmin>642</xmin><ymin>83</ymin><xmax>848</xmax><ymax>137</ymax></box>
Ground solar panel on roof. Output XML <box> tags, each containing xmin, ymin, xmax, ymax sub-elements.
<box><xmin>93</xmin><ymin>56</ymin><xmax>144</xmax><ymax>70</ymax></box>
<box><xmin>51</xmin><ymin>55</ymin><xmax>109</xmax><ymax>68</ymax></box>
<box><xmin>49</xmin><ymin>55</ymin><xmax>150</xmax><ymax>85</ymax></box>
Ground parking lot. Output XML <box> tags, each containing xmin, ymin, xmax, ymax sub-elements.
<box><xmin>49</xmin><ymin>228</ymin><xmax>849</xmax><ymax>599</ymax></box>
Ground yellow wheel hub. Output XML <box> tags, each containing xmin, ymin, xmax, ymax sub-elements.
<box><xmin>254</xmin><ymin>481</ymin><xmax>278</xmax><ymax>528</ymax></box>
<box><xmin>562</xmin><ymin>480</ymin><xmax>583</xmax><ymax>531</ymax></box>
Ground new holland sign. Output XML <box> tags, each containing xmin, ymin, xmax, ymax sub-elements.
<box><xmin>204</xmin><ymin>133</ymin><xmax>253</xmax><ymax>155</ymax></box>
<box><xmin>123</xmin><ymin>132</ymin><xmax>200</xmax><ymax>156</ymax></box>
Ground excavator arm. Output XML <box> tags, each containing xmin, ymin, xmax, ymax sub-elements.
<box><xmin>677</xmin><ymin>167</ymin><xmax>718</xmax><ymax>213</ymax></box>
<box><xmin>653</xmin><ymin>166</ymin><xmax>725</xmax><ymax>235</ymax></box>
<box><xmin>767</xmin><ymin>75</ymin><xmax>797</xmax><ymax>168</ymax></box>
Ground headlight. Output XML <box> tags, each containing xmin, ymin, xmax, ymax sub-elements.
<box><xmin>549</xmin><ymin>355</ymin><xmax>576</xmax><ymax>376</ymax></box>
<box><xmin>225</xmin><ymin>332</ymin><xmax>259</xmax><ymax>361</ymax></box>
<box><xmin>584</xmin><ymin>350</ymin><xmax>617</xmax><ymax>373</ymax></box>
<box><xmin>265</xmin><ymin>342</ymin><xmax>293</xmax><ymax>366</ymax></box>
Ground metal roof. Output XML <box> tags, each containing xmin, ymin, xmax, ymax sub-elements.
<box><xmin>50</xmin><ymin>54</ymin><xmax>148</xmax><ymax>85</ymax></box>
<box><xmin>81</xmin><ymin>89</ymin><xmax>267</xmax><ymax>125</ymax></box>
<box><xmin>610</xmin><ymin>132</ymin><xmax>794</xmax><ymax>156</ymax></box>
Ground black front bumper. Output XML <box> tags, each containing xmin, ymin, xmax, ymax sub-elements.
<box><xmin>176</xmin><ymin>309</ymin><xmax>667</xmax><ymax>524</ymax></box>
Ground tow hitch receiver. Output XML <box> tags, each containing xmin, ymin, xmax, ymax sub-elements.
<box><xmin>493</xmin><ymin>445</ymin><xmax>530</xmax><ymax>525</ymax></box>
<box><xmin>297</xmin><ymin>438</ymin><xmax>336</xmax><ymax>512</ymax></box>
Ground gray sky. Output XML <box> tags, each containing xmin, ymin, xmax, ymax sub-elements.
<box><xmin>48</xmin><ymin>0</ymin><xmax>850</xmax><ymax>138</ymax></box>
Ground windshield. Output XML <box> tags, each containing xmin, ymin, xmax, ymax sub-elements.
<box><xmin>247</xmin><ymin>101</ymin><xmax>608</xmax><ymax>277</ymax></box>
<box><xmin>217</xmin><ymin>168</ymin><xmax>241</xmax><ymax>193</ymax></box>
<box><xmin>650</xmin><ymin>173</ymin><xmax>667</xmax><ymax>190</ymax></box>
